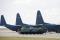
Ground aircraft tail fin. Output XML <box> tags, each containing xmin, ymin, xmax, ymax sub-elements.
<box><xmin>1</xmin><ymin>15</ymin><xmax>6</xmax><ymax>25</ymax></box>
<box><xmin>36</xmin><ymin>10</ymin><xmax>44</xmax><ymax>24</ymax></box>
<box><xmin>16</xmin><ymin>13</ymin><xmax>23</xmax><ymax>25</ymax></box>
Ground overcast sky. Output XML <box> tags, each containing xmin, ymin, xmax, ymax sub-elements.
<box><xmin>0</xmin><ymin>0</ymin><xmax>60</xmax><ymax>26</ymax></box>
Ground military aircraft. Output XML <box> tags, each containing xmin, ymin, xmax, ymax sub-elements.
<box><xmin>34</xmin><ymin>10</ymin><xmax>60</xmax><ymax>33</ymax></box>
<box><xmin>0</xmin><ymin>10</ymin><xmax>60</xmax><ymax>34</ymax></box>
<box><xmin>36</xmin><ymin>10</ymin><xmax>60</xmax><ymax>33</ymax></box>
<box><xmin>0</xmin><ymin>13</ymin><xmax>21</xmax><ymax>32</ymax></box>
<box><xmin>0</xmin><ymin>10</ymin><xmax>47</xmax><ymax>34</ymax></box>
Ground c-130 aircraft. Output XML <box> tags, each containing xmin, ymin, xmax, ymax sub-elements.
<box><xmin>0</xmin><ymin>10</ymin><xmax>60</xmax><ymax>34</ymax></box>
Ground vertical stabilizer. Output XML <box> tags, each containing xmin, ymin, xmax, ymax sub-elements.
<box><xmin>1</xmin><ymin>15</ymin><xmax>6</xmax><ymax>25</ymax></box>
<box><xmin>16</xmin><ymin>13</ymin><xmax>23</xmax><ymax>25</ymax></box>
<box><xmin>36</xmin><ymin>10</ymin><xmax>44</xmax><ymax>24</ymax></box>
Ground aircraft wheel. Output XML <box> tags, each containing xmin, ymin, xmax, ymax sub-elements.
<box><xmin>17</xmin><ymin>29</ymin><xmax>21</xmax><ymax>34</ymax></box>
<box><xmin>56</xmin><ymin>30</ymin><xmax>60</xmax><ymax>33</ymax></box>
